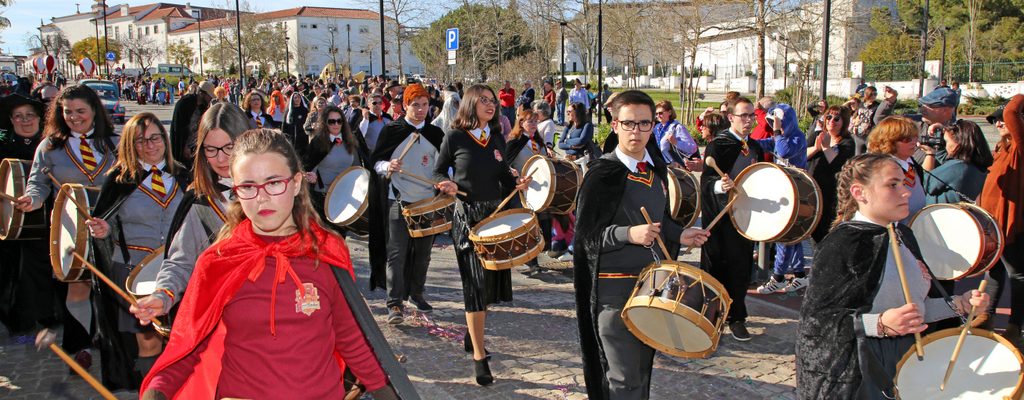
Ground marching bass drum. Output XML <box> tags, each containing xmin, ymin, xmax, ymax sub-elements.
<box><xmin>909</xmin><ymin>203</ymin><xmax>1004</xmax><ymax>280</ymax></box>
<box><xmin>730</xmin><ymin>162</ymin><xmax>822</xmax><ymax>244</ymax></box>
<box><xmin>894</xmin><ymin>327</ymin><xmax>1023</xmax><ymax>399</ymax></box>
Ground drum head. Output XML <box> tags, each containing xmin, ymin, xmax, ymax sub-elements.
<box><xmin>521</xmin><ymin>156</ymin><xmax>554</xmax><ymax>212</ymax></box>
<box><xmin>895</xmin><ymin>328</ymin><xmax>1023</xmax><ymax>399</ymax></box>
<box><xmin>325</xmin><ymin>167</ymin><xmax>370</xmax><ymax>225</ymax></box>
<box><xmin>50</xmin><ymin>185</ymin><xmax>90</xmax><ymax>280</ymax></box>
<box><xmin>475</xmin><ymin>212</ymin><xmax>533</xmax><ymax>237</ymax></box>
<box><xmin>623</xmin><ymin>301</ymin><xmax>714</xmax><ymax>353</ymax></box>
<box><xmin>0</xmin><ymin>159</ymin><xmax>24</xmax><ymax>239</ymax></box>
<box><xmin>910</xmin><ymin>205</ymin><xmax>982</xmax><ymax>280</ymax></box>
<box><xmin>731</xmin><ymin>164</ymin><xmax>797</xmax><ymax>242</ymax></box>
<box><xmin>127</xmin><ymin>248</ymin><xmax>165</xmax><ymax>297</ymax></box>
<box><xmin>666</xmin><ymin>167</ymin><xmax>700</xmax><ymax>229</ymax></box>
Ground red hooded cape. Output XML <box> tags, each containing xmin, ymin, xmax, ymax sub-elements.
<box><xmin>140</xmin><ymin>219</ymin><xmax>356</xmax><ymax>399</ymax></box>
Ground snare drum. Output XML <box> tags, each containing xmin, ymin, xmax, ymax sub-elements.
<box><xmin>324</xmin><ymin>166</ymin><xmax>371</xmax><ymax>236</ymax></box>
<box><xmin>402</xmin><ymin>195</ymin><xmax>455</xmax><ymax>238</ymax></box>
<box><xmin>909</xmin><ymin>203</ymin><xmax>1004</xmax><ymax>280</ymax></box>
<box><xmin>468</xmin><ymin>209</ymin><xmax>544</xmax><ymax>270</ymax></box>
<box><xmin>665</xmin><ymin>166</ymin><xmax>700</xmax><ymax>229</ymax></box>
<box><xmin>894</xmin><ymin>328</ymin><xmax>1023</xmax><ymax>400</ymax></box>
<box><xmin>520</xmin><ymin>155</ymin><xmax>582</xmax><ymax>214</ymax></box>
<box><xmin>0</xmin><ymin>158</ymin><xmax>47</xmax><ymax>240</ymax></box>
<box><xmin>621</xmin><ymin>261</ymin><xmax>731</xmax><ymax>358</ymax></box>
<box><xmin>49</xmin><ymin>183</ymin><xmax>91</xmax><ymax>282</ymax></box>
<box><xmin>730</xmin><ymin>162</ymin><xmax>822</xmax><ymax>244</ymax></box>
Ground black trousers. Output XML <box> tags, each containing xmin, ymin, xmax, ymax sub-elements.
<box><xmin>596</xmin><ymin>280</ymin><xmax>654</xmax><ymax>400</ymax></box>
<box><xmin>386</xmin><ymin>200</ymin><xmax>434</xmax><ymax>308</ymax></box>
<box><xmin>701</xmin><ymin>223</ymin><xmax>753</xmax><ymax>322</ymax></box>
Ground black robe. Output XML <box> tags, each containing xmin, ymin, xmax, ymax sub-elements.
<box><xmin>365</xmin><ymin>118</ymin><xmax>444</xmax><ymax>291</ymax></box>
<box><xmin>572</xmin><ymin>152</ymin><xmax>680</xmax><ymax>400</ymax></box>
<box><xmin>168</xmin><ymin>94</ymin><xmax>208</xmax><ymax>170</ymax></box>
<box><xmin>89</xmin><ymin>163</ymin><xmax>190</xmax><ymax>390</ymax></box>
<box><xmin>796</xmin><ymin>221</ymin><xmax>936</xmax><ymax>400</ymax></box>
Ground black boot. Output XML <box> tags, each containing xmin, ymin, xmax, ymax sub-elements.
<box><xmin>463</xmin><ymin>332</ymin><xmax>489</xmax><ymax>356</ymax></box>
<box><xmin>474</xmin><ymin>356</ymin><xmax>494</xmax><ymax>386</ymax></box>
<box><xmin>135</xmin><ymin>355</ymin><xmax>158</xmax><ymax>377</ymax></box>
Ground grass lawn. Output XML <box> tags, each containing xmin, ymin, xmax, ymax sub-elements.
<box><xmin>610</xmin><ymin>88</ymin><xmax>719</xmax><ymax>113</ymax></box>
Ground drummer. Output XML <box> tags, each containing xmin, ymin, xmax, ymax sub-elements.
<box><xmin>130</xmin><ymin>104</ymin><xmax>250</xmax><ymax>330</ymax></box>
<box><xmin>573</xmin><ymin>90</ymin><xmax>710</xmax><ymax>400</ymax></box>
<box><xmin>368</xmin><ymin>83</ymin><xmax>445</xmax><ymax>324</ymax></box>
<box><xmin>866</xmin><ymin>116</ymin><xmax>927</xmax><ymax>223</ymax></box>
<box><xmin>0</xmin><ymin>94</ymin><xmax>48</xmax><ymax>335</ymax></box>
<box><xmin>17</xmin><ymin>84</ymin><xmax>119</xmax><ymax>372</ymax></box>
<box><xmin>85</xmin><ymin>112</ymin><xmax>189</xmax><ymax>387</ymax></box>
<box><xmin>302</xmin><ymin>104</ymin><xmax>371</xmax><ymax>236</ymax></box>
<box><xmin>796</xmin><ymin>153</ymin><xmax>989</xmax><ymax>399</ymax></box>
<box><xmin>505</xmin><ymin>107</ymin><xmax>554</xmax><ymax>275</ymax></box>
<box><xmin>432</xmin><ymin>84</ymin><xmax>532</xmax><ymax>386</ymax></box>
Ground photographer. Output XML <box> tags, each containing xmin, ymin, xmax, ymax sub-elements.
<box><xmin>919</xmin><ymin>119</ymin><xmax>992</xmax><ymax>205</ymax></box>
<box><xmin>908</xmin><ymin>87</ymin><xmax>959</xmax><ymax>164</ymax></box>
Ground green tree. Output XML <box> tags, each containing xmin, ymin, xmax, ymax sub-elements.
<box><xmin>71</xmin><ymin>37</ymin><xmax>121</xmax><ymax>64</ymax></box>
<box><xmin>166</xmin><ymin>41</ymin><xmax>195</xmax><ymax>70</ymax></box>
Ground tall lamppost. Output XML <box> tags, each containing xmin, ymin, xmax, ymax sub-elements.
<box><xmin>597</xmin><ymin>0</ymin><xmax>603</xmax><ymax>108</ymax></box>
<box><xmin>93</xmin><ymin>8</ymin><xmax>100</xmax><ymax>67</ymax></box>
<box><xmin>284</xmin><ymin>36</ymin><xmax>290</xmax><ymax>77</ymax></box>
<box><xmin>102</xmin><ymin>0</ymin><xmax>110</xmax><ymax>76</ymax></box>
<box><xmin>939</xmin><ymin>26</ymin><xmax>948</xmax><ymax>82</ymax></box>
<box><xmin>234</xmin><ymin>0</ymin><xmax>243</xmax><ymax>87</ymax></box>
<box><xmin>192</xmin><ymin>8</ymin><xmax>204</xmax><ymax>75</ymax></box>
<box><xmin>378</xmin><ymin>0</ymin><xmax>385</xmax><ymax>77</ymax></box>
<box><xmin>820</xmin><ymin>0</ymin><xmax>831</xmax><ymax>99</ymax></box>
<box><xmin>559</xmin><ymin>21</ymin><xmax>566</xmax><ymax>86</ymax></box>
<box><xmin>346</xmin><ymin>24</ymin><xmax>352</xmax><ymax>76</ymax></box>
<box><xmin>918</xmin><ymin>0</ymin><xmax>930</xmax><ymax>96</ymax></box>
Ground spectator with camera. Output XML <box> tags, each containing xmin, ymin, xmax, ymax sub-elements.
<box><xmin>907</xmin><ymin>87</ymin><xmax>959</xmax><ymax>164</ymax></box>
<box><xmin>919</xmin><ymin>119</ymin><xmax>993</xmax><ymax>205</ymax></box>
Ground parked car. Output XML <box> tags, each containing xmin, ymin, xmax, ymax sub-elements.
<box><xmin>80</xmin><ymin>79</ymin><xmax>126</xmax><ymax>123</ymax></box>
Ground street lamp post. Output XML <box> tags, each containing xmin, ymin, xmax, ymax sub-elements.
<box><xmin>234</xmin><ymin>0</ymin><xmax>244</xmax><ymax>88</ymax></box>
<box><xmin>102</xmin><ymin>0</ymin><xmax>110</xmax><ymax>76</ymax></box>
<box><xmin>346</xmin><ymin>24</ymin><xmax>352</xmax><ymax>76</ymax></box>
<box><xmin>328</xmin><ymin>26</ymin><xmax>338</xmax><ymax>78</ymax></box>
<box><xmin>597</xmin><ymin>0</ymin><xmax>602</xmax><ymax>106</ymax></box>
<box><xmin>820</xmin><ymin>0</ymin><xmax>831</xmax><ymax>100</ymax></box>
<box><xmin>284</xmin><ymin>36</ymin><xmax>290</xmax><ymax>78</ymax></box>
<box><xmin>940</xmin><ymin>27</ymin><xmax>948</xmax><ymax>82</ymax></box>
<box><xmin>93</xmin><ymin>10</ymin><xmax>100</xmax><ymax>68</ymax></box>
<box><xmin>379</xmin><ymin>0</ymin><xmax>385</xmax><ymax>77</ymax></box>
<box><xmin>559</xmin><ymin>21</ymin><xmax>566</xmax><ymax>86</ymax></box>
<box><xmin>192</xmin><ymin>9</ymin><xmax>204</xmax><ymax>75</ymax></box>
<box><xmin>919</xmin><ymin>0</ymin><xmax>930</xmax><ymax>96</ymax></box>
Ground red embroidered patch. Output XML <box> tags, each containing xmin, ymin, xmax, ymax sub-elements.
<box><xmin>295</xmin><ymin>283</ymin><xmax>321</xmax><ymax>316</ymax></box>
<box><xmin>494</xmin><ymin>149</ymin><xmax>503</xmax><ymax>162</ymax></box>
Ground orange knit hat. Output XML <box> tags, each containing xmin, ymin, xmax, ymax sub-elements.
<box><xmin>403</xmin><ymin>83</ymin><xmax>429</xmax><ymax>105</ymax></box>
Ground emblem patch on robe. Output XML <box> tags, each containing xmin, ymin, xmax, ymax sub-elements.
<box><xmin>295</xmin><ymin>283</ymin><xmax>321</xmax><ymax>316</ymax></box>
<box><xmin>494</xmin><ymin>149</ymin><xmax>503</xmax><ymax>162</ymax></box>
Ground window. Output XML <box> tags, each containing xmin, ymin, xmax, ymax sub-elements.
<box><xmin>145</xmin><ymin>27</ymin><xmax>149</xmax><ymax>35</ymax></box>
<box><xmin>311</xmin><ymin>45</ymin><xmax>319</xmax><ymax>51</ymax></box>
<box><xmin>300</xmin><ymin>24</ymin><xmax>308</xmax><ymax>28</ymax></box>
<box><xmin>114</xmin><ymin>27</ymin><xmax>119</xmax><ymax>37</ymax></box>
<box><xmin>359</xmin><ymin>26</ymin><xmax>368</xmax><ymax>33</ymax></box>
<box><xmin>154</xmin><ymin>25</ymin><xmax>159</xmax><ymax>34</ymax></box>
<box><xmin>189</xmin><ymin>38</ymin><xmax>194</xmax><ymax>43</ymax></box>
<box><xmin>128</xmin><ymin>27</ymin><xmax>133</xmax><ymax>38</ymax></box>
<box><xmin>310</xmin><ymin>24</ymin><xmax>318</xmax><ymax>29</ymax></box>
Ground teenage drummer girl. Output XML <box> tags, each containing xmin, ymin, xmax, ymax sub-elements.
<box><xmin>85</xmin><ymin>113</ymin><xmax>189</xmax><ymax>388</ymax></box>
<box><xmin>130</xmin><ymin>104</ymin><xmax>250</xmax><ymax>327</ymax></box>
<box><xmin>796</xmin><ymin>153</ymin><xmax>989</xmax><ymax>400</ymax></box>
<box><xmin>368</xmin><ymin>84</ymin><xmax>445</xmax><ymax>324</ymax></box>
<box><xmin>432</xmin><ymin>84</ymin><xmax>532</xmax><ymax>386</ymax></box>
<box><xmin>572</xmin><ymin>90</ymin><xmax>710</xmax><ymax>400</ymax></box>
<box><xmin>505</xmin><ymin>107</ymin><xmax>553</xmax><ymax>275</ymax></box>
<box><xmin>303</xmin><ymin>104</ymin><xmax>370</xmax><ymax>235</ymax></box>
<box><xmin>17</xmin><ymin>85</ymin><xmax>119</xmax><ymax>372</ymax></box>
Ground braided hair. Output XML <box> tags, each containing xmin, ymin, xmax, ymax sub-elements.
<box><xmin>831</xmin><ymin>153</ymin><xmax>902</xmax><ymax>230</ymax></box>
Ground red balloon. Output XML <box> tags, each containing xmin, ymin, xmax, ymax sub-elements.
<box><xmin>79</xmin><ymin>58</ymin><xmax>96</xmax><ymax>76</ymax></box>
<box><xmin>43</xmin><ymin>55</ymin><xmax>56</xmax><ymax>74</ymax></box>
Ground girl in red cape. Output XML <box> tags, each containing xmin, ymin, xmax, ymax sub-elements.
<box><xmin>140</xmin><ymin>129</ymin><xmax>397</xmax><ymax>400</ymax></box>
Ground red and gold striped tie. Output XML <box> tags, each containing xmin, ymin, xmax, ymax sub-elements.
<box><xmin>150</xmin><ymin>166</ymin><xmax>166</xmax><ymax>196</ymax></box>
<box><xmin>79</xmin><ymin>137</ymin><xmax>97</xmax><ymax>172</ymax></box>
<box><xmin>903</xmin><ymin>167</ymin><xmax>916</xmax><ymax>188</ymax></box>
<box><xmin>255</xmin><ymin>116</ymin><xmax>263</xmax><ymax>128</ymax></box>
<box><xmin>530</xmin><ymin>140</ymin><xmax>539</xmax><ymax>153</ymax></box>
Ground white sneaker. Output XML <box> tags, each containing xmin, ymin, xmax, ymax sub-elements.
<box><xmin>557</xmin><ymin>252</ymin><xmax>574</xmax><ymax>262</ymax></box>
<box><xmin>783</xmin><ymin>277</ymin><xmax>809</xmax><ymax>293</ymax></box>
<box><xmin>756</xmin><ymin>277</ymin><xmax>786</xmax><ymax>294</ymax></box>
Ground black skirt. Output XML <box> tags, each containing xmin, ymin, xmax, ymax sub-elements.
<box><xmin>451</xmin><ymin>199</ymin><xmax>513</xmax><ymax>312</ymax></box>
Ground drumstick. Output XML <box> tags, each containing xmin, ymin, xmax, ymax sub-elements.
<box><xmin>639</xmin><ymin>207</ymin><xmax>671</xmax><ymax>261</ymax></box>
<box><xmin>886</xmin><ymin>223</ymin><xmax>925</xmax><ymax>360</ymax></box>
<box><xmin>0</xmin><ymin>192</ymin><xmax>17</xmax><ymax>202</ymax></box>
<box><xmin>61</xmin><ymin>184</ymin><xmax>92</xmax><ymax>220</ymax></box>
<box><xmin>396</xmin><ymin>169</ymin><xmax>467</xmax><ymax>196</ymax></box>
<box><xmin>486</xmin><ymin>168</ymin><xmax>538</xmax><ymax>219</ymax></box>
<box><xmin>704</xmin><ymin>156</ymin><xmax>728</xmax><ymax>178</ymax></box>
<box><xmin>45</xmin><ymin>343</ymin><xmax>117</xmax><ymax>400</ymax></box>
<box><xmin>940</xmin><ymin>280</ymin><xmax>988</xmax><ymax>391</ymax></box>
<box><xmin>704</xmin><ymin>194</ymin><xmax>740</xmax><ymax>231</ymax></box>
<box><xmin>72</xmin><ymin>252</ymin><xmax>167</xmax><ymax>332</ymax></box>
<box><xmin>386</xmin><ymin>132</ymin><xmax>420</xmax><ymax>179</ymax></box>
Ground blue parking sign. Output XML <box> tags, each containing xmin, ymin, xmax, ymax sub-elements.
<box><xmin>446</xmin><ymin>28</ymin><xmax>459</xmax><ymax>51</ymax></box>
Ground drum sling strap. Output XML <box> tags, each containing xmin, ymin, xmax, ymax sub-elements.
<box><xmin>115</xmin><ymin>215</ymin><xmax>132</xmax><ymax>266</ymax></box>
<box><xmin>192</xmin><ymin>204</ymin><xmax>222</xmax><ymax>245</ymax></box>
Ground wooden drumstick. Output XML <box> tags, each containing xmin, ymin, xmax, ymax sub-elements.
<box><xmin>71</xmin><ymin>252</ymin><xmax>167</xmax><ymax>332</ymax></box>
<box><xmin>396</xmin><ymin>169</ymin><xmax>467</xmax><ymax>196</ymax></box>
<box><xmin>0</xmin><ymin>192</ymin><xmax>17</xmax><ymax>202</ymax></box>
<box><xmin>639</xmin><ymin>207</ymin><xmax>671</xmax><ymax>261</ymax></box>
<box><xmin>940</xmin><ymin>280</ymin><xmax>988</xmax><ymax>391</ymax></box>
<box><xmin>886</xmin><ymin>223</ymin><xmax>925</xmax><ymax>360</ymax></box>
<box><xmin>46</xmin><ymin>343</ymin><xmax>117</xmax><ymax>400</ymax></box>
<box><xmin>704</xmin><ymin>195</ymin><xmax>740</xmax><ymax>232</ymax></box>
<box><xmin>486</xmin><ymin>168</ymin><xmax>538</xmax><ymax>219</ymax></box>
<box><xmin>386</xmin><ymin>132</ymin><xmax>420</xmax><ymax>179</ymax></box>
<box><xmin>62</xmin><ymin>185</ymin><xmax>92</xmax><ymax>220</ymax></box>
<box><xmin>704</xmin><ymin>156</ymin><xmax>728</xmax><ymax>178</ymax></box>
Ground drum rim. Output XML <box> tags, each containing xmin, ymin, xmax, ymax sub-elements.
<box><xmin>324</xmin><ymin>166</ymin><xmax>371</xmax><ymax>227</ymax></box>
<box><xmin>519</xmin><ymin>155</ymin><xmax>557</xmax><ymax>213</ymax></box>
<box><xmin>468</xmin><ymin>209</ymin><xmax>540</xmax><ymax>243</ymax></box>
<box><xmin>125</xmin><ymin>246</ymin><xmax>166</xmax><ymax>298</ymax></box>
<box><xmin>0</xmin><ymin>159</ymin><xmax>27</xmax><ymax>240</ymax></box>
<box><xmin>479</xmin><ymin>235</ymin><xmax>545</xmax><ymax>271</ymax></box>
<box><xmin>894</xmin><ymin>327</ymin><xmax>1024</xmax><ymax>399</ymax></box>
<box><xmin>401</xmin><ymin>194</ymin><xmax>455</xmax><ymax>216</ymax></box>
<box><xmin>49</xmin><ymin>183</ymin><xmax>91</xmax><ymax>282</ymax></box>
<box><xmin>638</xmin><ymin>261</ymin><xmax>733</xmax><ymax>309</ymax></box>
<box><xmin>666</xmin><ymin>166</ymin><xmax>701</xmax><ymax>229</ymax></box>
<box><xmin>550</xmin><ymin>157</ymin><xmax>583</xmax><ymax>215</ymax></box>
<box><xmin>909</xmin><ymin>203</ymin><xmax>1004</xmax><ymax>280</ymax></box>
<box><xmin>729</xmin><ymin>162</ymin><xmax>823</xmax><ymax>244</ymax></box>
<box><xmin>773</xmin><ymin>166</ymin><xmax>823</xmax><ymax>244</ymax></box>
<box><xmin>621</xmin><ymin>301</ymin><xmax>722</xmax><ymax>358</ymax></box>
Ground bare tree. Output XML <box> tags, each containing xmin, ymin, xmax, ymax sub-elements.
<box><xmin>382</xmin><ymin>0</ymin><xmax>428</xmax><ymax>78</ymax></box>
<box><xmin>119</xmin><ymin>34</ymin><xmax>162</xmax><ymax>72</ymax></box>
<box><xmin>603</xmin><ymin>1</ymin><xmax>652</xmax><ymax>88</ymax></box>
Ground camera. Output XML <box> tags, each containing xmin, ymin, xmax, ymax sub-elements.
<box><xmin>919</xmin><ymin>134</ymin><xmax>943</xmax><ymax>147</ymax></box>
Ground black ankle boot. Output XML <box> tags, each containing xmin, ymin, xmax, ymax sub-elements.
<box><xmin>463</xmin><ymin>331</ymin><xmax>472</xmax><ymax>353</ymax></box>
<box><xmin>474</xmin><ymin>357</ymin><xmax>494</xmax><ymax>386</ymax></box>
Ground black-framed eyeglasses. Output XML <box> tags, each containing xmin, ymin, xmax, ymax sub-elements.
<box><xmin>326</xmin><ymin>118</ymin><xmax>343</xmax><ymax>125</ymax></box>
<box><xmin>478</xmin><ymin>97</ymin><xmax>498</xmax><ymax>106</ymax></box>
<box><xmin>202</xmin><ymin>143</ymin><xmax>234</xmax><ymax>158</ymax></box>
<box><xmin>232</xmin><ymin>178</ymin><xmax>294</xmax><ymax>200</ymax></box>
<box><xmin>371</xmin><ymin>101</ymin><xmax>381</xmax><ymax>105</ymax></box>
<box><xmin>732</xmin><ymin>113</ymin><xmax>757</xmax><ymax>119</ymax></box>
<box><xmin>134</xmin><ymin>133</ymin><xmax>165</xmax><ymax>146</ymax></box>
<box><xmin>617</xmin><ymin>119</ymin><xmax>654</xmax><ymax>132</ymax></box>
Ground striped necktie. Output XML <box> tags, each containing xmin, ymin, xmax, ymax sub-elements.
<box><xmin>333</xmin><ymin>137</ymin><xmax>343</xmax><ymax>147</ymax></box>
<box><xmin>150</xmin><ymin>166</ymin><xmax>166</xmax><ymax>196</ymax></box>
<box><xmin>255</xmin><ymin>115</ymin><xmax>263</xmax><ymax>128</ymax></box>
<box><xmin>80</xmin><ymin>136</ymin><xmax>97</xmax><ymax>172</ymax></box>
<box><xmin>903</xmin><ymin>166</ymin><xmax>916</xmax><ymax>188</ymax></box>
<box><xmin>530</xmin><ymin>139</ymin><xmax>539</xmax><ymax>153</ymax></box>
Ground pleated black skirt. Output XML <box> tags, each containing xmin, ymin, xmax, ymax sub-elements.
<box><xmin>451</xmin><ymin>199</ymin><xmax>513</xmax><ymax>312</ymax></box>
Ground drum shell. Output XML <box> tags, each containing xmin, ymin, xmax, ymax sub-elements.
<box><xmin>519</xmin><ymin>155</ymin><xmax>582</xmax><ymax>215</ymax></box>
<box><xmin>0</xmin><ymin>158</ymin><xmax>48</xmax><ymax>240</ymax></box>
<box><xmin>908</xmin><ymin>202</ymin><xmax>1004</xmax><ymax>280</ymax></box>
<box><xmin>401</xmin><ymin>195</ymin><xmax>455</xmax><ymax>238</ymax></box>
<box><xmin>49</xmin><ymin>183</ymin><xmax>91</xmax><ymax>282</ymax></box>
<box><xmin>730</xmin><ymin>163</ymin><xmax>822</xmax><ymax>244</ymax></box>
<box><xmin>665</xmin><ymin>166</ymin><xmax>700</xmax><ymax>229</ymax></box>
<box><xmin>468</xmin><ymin>209</ymin><xmax>544</xmax><ymax>271</ymax></box>
<box><xmin>324</xmin><ymin>166</ymin><xmax>371</xmax><ymax>236</ymax></box>
<box><xmin>621</xmin><ymin>261</ymin><xmax>732</xmax><ymax>359</ymax></box>
<box><xmin>894</xmin><ymin>327</ymin><xmax>1023</xmax><ymax>400</ymax></box>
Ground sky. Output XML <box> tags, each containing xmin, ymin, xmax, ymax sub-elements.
<box><xmin>0</xmin><ymin>0</ymin><xmax>413</xmax><ymax>56</ymax></box>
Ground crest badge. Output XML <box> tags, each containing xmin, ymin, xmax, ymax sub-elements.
<box><xmin>295</xmin><ymin>283</ymin><xmax>321</xmax><ymax>316</ymax></box>
<box><xmin>494</xmin><ymin>149</ymin><xmax>503</xmax><ymax>162</ymax></box>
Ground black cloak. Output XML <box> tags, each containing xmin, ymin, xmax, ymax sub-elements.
<box><xmin>504</xmin><ymin>130</ymin><xmax>547</xmax><ymax>161</ymax></box>
<box><xmin>168</xmin><ymin>93</ymin><xmax>209</xmax><ymax>170</ymax></box>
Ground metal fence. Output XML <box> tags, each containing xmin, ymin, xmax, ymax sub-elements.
<box><xmin>862</xmin><ymin>63</ymin><xmax>924</xmax><ymax>82</ymax></box>
<box><xmin>864</xmin><ymin>61</ymin><xmax>1024</xmax><ymax>83</ymax></box>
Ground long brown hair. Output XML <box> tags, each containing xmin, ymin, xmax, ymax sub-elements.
<box><xmin>217</xmin><ymin>129</ymin><xmax>334</xmax><ymax>259</ymax></box>
<box><xmin>943</xmin><ymin>119</ymin><xmax>994</xmax><ymax>169</ymax></box>
<box><xmin>112</xmin><ymin>112</ymin><xmax>176</xmax><ymax>183</ymax></box>
<box><xmin>241</xmin><ymin>90</ymin><xmax>267</xmax><ymax>115</ymax></box>
<box><xmin>509</xmin><ymin>108</ymin><xmax>537</xmax><ymax>140</ymax></box>
<box><xmin>193</xmin><ymin>103</ymin><xmax>251</xmax><ymax>200</ymax></box>
<box><xmin>451</xmin><ymin>84</ymin><xmax>500</xmax><ymax>132</ymax></box>
<box><xmin>44</xmin><ymin>84</ymin><xmax>116</xmax><ymax>153</ymax></box>
<box><xmin>310</xmin><ymin>105</ymin><xmax>357</xmax><ymax>155</ymax></box>
<box><xmin>831</xmin><ymin>153</ymin><xmax>902</xmax><ymax>230</ymax></box>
